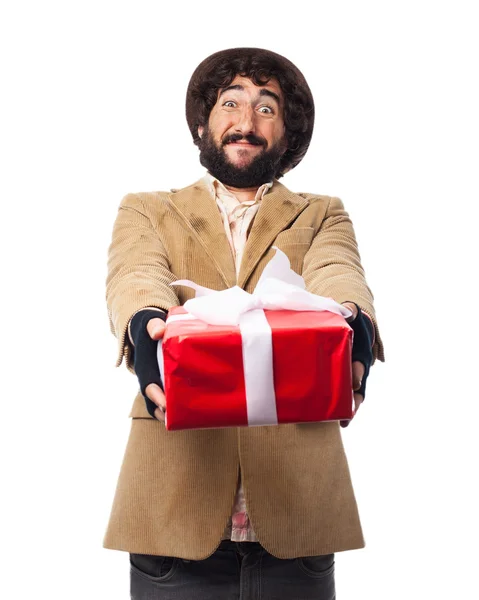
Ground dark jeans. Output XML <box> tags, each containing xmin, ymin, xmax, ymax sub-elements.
<box><xmin>130</xmin><ymin>540</ymin><xmax>335</xmax><ymax>599</ymax></box>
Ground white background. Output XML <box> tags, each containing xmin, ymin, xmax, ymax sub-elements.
<box><xmin>1</xmin><ymin>1</ymin><xmax>478</xmax><ymax>598</ymax></box>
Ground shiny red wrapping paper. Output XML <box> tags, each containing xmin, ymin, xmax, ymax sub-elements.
<box><xmin>161</xmin><ymin>306</ymin><xmax>354</xmax><ymax>431</ymax></box>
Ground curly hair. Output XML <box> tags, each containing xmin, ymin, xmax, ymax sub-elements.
<box><xmin>185</xmin><ymin>47</ymin><xmax>315</xmax><ymax>177</ymax></box>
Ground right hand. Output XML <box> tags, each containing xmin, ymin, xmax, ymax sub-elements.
<box><xmin>129</xmin><ymin>309</ymin><xmax>168</xmax><ymax>422</ymax></box>
<box><xmin>145</xmin><ymin>318</ymin><xmax>167</xmax><ymax>422</ymax></box>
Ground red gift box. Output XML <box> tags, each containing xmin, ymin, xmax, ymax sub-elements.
<box><xmin>159</xmin><ymin>305</ymin><xmax>355</xmax><ymax>431</ymax></box>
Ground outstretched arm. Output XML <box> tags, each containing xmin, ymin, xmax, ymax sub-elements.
<box><xmin>302</xmin><ymin>195</ymin><xmax>385</xmax><ymax>365</ymax></box>
<box><xmin>106</xmin><ymin>192</ymin><xmax>180</xmax><ymax>373</ymax></box>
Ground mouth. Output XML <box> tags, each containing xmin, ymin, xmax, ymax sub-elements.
<box><xmin>227</xmin><ymin>141</ymin><xmax>262</xmax><ymax>148</ymax></box>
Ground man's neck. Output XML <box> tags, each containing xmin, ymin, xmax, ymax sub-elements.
<box><xmin>222</xmin><ymin>184</ymin><xmax>258</xmax><ymax>203</ymax></box>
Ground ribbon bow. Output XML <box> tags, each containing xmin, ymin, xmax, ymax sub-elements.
<box><xmin>170</xmin><ymin>247</ymin><xmax>353</xmax><ymax>323</ymax></box>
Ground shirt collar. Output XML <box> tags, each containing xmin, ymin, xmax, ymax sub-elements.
<box><xmin>201</xmin><ymin>171</ymin><xmax>273</xmax><ymax>204</ymax></box>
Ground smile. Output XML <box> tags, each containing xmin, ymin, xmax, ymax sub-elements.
<box><xmin>227</xmin><ymin>142</ymin><xmax>261</xmax><ymax>147</ymax></box>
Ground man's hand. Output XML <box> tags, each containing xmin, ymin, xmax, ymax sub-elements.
<box><xmin>340</xmin><ymin>361</ymin><xmax>365</xmax><ymax>428</ymax></box>
<box><xmin>340</xmin><ymin>301</ymin><xmax>370</xmax><ymax>428</ymax></box>
<box><xmin>129</xmin><ymin>309</ymin><xmax>168</xmax><ymax>422</ymax></box>
<box><xmin>145</xmin><ymin>318</ymin><xmax>167</xmax><ymax>422</ymax></box>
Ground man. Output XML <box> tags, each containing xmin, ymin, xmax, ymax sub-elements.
<box><xmin>104</xmin><ymin>47</ymin><xmax>385</xmax><ymax>599</ymax></box>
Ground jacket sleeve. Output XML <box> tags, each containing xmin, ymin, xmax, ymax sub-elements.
<box><xmin>302</xmin><ymin>195</ymin><xmax>385</xmax><ymax>365</ymax></box>
<box><xmin>106</xmin><ymin>192</ymin><xmax>180</xmax><ymax>373</ymax></box>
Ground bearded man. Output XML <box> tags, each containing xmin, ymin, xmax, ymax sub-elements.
<box><xmin>104</xmin><ymin>47</ymin><xmax>385</xmax><ymax>600</ymax></box>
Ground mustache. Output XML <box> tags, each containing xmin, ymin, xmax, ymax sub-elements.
<box><xmin>222</xmin><ymin>133</ymin><xmax>265</xmax><ymax>146</ymax></box>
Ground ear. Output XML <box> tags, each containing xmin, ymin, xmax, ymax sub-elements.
<box><xmin>198</xmin><ymin>125</ymin><xmax>204</xmax><ymax>139</ymax></box>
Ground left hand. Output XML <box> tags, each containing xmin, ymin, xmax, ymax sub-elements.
<box><xmin>340</xmin><ymin>302</ymin><xmax>365</xmax><ymax>428</ymax></box>
<box><xmin>340</xmin><ymin>361</ymin><xmax>365</xmax><ymax>428</ymax></box>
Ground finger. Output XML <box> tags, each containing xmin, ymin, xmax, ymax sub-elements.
<box><xmin>353</xmin><ymin>392</ymin><xmax>364</xmax><ymax>412</ymax></box>
<box><xmin>352</xmin><ymin>361</ymin><xmax>365</xmax><ymax>391</ymax></box>
<box><xmin>145</xmin><ymin>383</ymin><xmax>166</xmax><ymax>411</ymax></box>
<box><xmin>147</xmin><ymin>317</ymin><xmax>167</xmax><ymax>340</ymax></box>
<box><xmin>154</xmin><ymin>406</ymin><xmax>166</xmax><ymax>422</ymax></box>
<box><xmin>342</xmin><ymin>302</ymin><xmax>358</xmax><ymax>322</ymax></box>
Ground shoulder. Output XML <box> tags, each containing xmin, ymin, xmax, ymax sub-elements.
<box><xmin>291</xmin><ymin>189</ymin><xmax>348</xmax><ymax>220</ymax></box>
<box><xmin>117</xmin><ymin>182</ymin><xmax>190</xmax><ymax>217</ymax></box>
<box><xmin>119</xmin><ymin>190</ymin><xmax>170</xmax><ymax>209</ymax></box>
<box><xmin>297</xmin><ymin>193</ymin><xmax>349</xmax><ymax>221</ymax></box>
<box><xmin>120</xmin><ymin>177</ymin><xmax>206</xmax><ymax>210</ymax></box>
<box><xmin>297</xmin><ymin>192</ymin><xmax>345</xmax><ymax>209</ymax></box>
<box><xmin>296</xmin><ymin>192</ymin><xmax>332</xmax><ymax>203</ymax></box>
<box><xmin>275</xmin><ymin>180</ymin><xmax>342</xmax><ymax>209</ymax></box>
<box><xmin>116</xmin><ymin>192</ymin><xmax>170</xmax><ymax>225</ymax></box>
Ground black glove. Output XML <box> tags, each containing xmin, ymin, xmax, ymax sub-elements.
<box><xmin>345</xmin><ymin>301</ymin><xmax>374</xmax><ymax>400</ymax></box>
<box><xmin>129</xmin><ymin>308</ymin><xmax>167</xmax><ymax>418</ymax></box>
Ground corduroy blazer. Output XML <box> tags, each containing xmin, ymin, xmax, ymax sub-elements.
<box><xmin>103</xmin><ymin>176</ymin><xmax>385</xmax><ymax>560</ymax></box>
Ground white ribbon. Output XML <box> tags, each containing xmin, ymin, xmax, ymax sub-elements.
<box><xmin>160</xmin><ymin>247</ymin><xmax>353</xmax><ymax>427</ymax></box>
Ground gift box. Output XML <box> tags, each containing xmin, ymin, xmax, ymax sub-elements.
<box><xmin>157</xmin><ymin>248</ymin><xmax>355</xmax><ymax>431</ymax></box>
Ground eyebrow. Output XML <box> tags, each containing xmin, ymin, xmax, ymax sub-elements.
<box><xmin>218</xmin><ymin>84</ymin><xmax>281</xmax><ymax>105</ymax></box>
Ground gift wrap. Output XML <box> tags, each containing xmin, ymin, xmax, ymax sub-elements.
<box><xmin>157</xmin><ymin>248</ymin><xmax>356</xmax><ymax>431</ymax></box>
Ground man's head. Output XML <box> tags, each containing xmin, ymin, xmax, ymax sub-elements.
<box><xmin>186</xmin><ymin>48</ymin><xmax>314</xmax><ymax>187</ymax></box>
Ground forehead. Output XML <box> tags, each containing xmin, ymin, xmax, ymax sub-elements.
<box><xmin>216</xmin><ymin>74</ymin><xmax>283</xmax><ymax>103</ymax></box>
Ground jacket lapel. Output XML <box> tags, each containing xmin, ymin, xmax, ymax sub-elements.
<box><xmin>237</xmin><ymin>179</ymin><xmax>309</xmax><ymax>288</ymax></box>
<box><xmin>166</xmin><ymin>178</ymin><xmax>237</xmax><ymax>288</ymax></box>
<box><xmin>166</xmin><ymin>176</ymin><xmax>309</xmax><ymax>290</ymax></box>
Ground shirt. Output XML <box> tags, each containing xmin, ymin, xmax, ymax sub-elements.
<box><xmin>203</xmin><ymin>171</ymin><xmax>273</xmax><ymax>277</ymax></box>
<box><xmin>202</xmin><ymin>170</ymin><xmax>273</xmax><ymax>542</ymax></box>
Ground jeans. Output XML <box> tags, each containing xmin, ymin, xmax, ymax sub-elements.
<box><xmin>130</xmin><ymin>540</ymin><xmax>335</xmax><ymax>599</ymax></box>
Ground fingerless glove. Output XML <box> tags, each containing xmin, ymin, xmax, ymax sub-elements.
<box><xmin>345</xmin><ymin>302</ymin><xmax>374</xmax><ymax>400</ymax></box>
<box><xmin>129</xmin><ymin>308</ymin><xmax>167</xmax><ymax>418</ymax></box>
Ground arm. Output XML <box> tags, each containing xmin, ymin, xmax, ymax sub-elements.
<box><xmin>106</xmin><ymin>192</ymin><xmax>180</xmax><ymax>373</ymax></box>
<box><xmin>302</xmin><ymin>195</ymin><xmax>385</xmax><ymax>365</ymax></box>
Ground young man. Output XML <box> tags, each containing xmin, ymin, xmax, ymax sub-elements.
<box><xmin>104</xmin><ymin>47</ymin><xmax>385</xmax><ymax>599</ymax></box>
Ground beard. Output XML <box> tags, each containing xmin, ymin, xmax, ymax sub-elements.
<box><xmin>198</xmin><ymin>124</ymin><xmax>286</xmax><ymax>188</ymax></box>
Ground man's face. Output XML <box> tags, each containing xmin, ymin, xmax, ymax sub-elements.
<box><xmin>197</xmin><ymin>75</ymin><xmax>287</xmax><ymax>187</ymax></box>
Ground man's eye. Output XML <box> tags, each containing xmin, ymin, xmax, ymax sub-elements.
<box><xmin>258</xmin><ymin>106</ymin><xmax>274</xmax><ymax>114</ymax></box>
<box><xmin>223</xmin><ymin>101</ymin><xmax>236</xmax><ymax>108</ymax></box>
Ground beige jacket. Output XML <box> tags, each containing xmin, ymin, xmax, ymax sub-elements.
<box><xmin>103</xmin><ymin>176</ymin><xmax>385</xmax><ymax>560</ymax></box>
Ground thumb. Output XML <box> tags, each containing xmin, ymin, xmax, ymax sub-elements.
<box><xmin>147</xmin><ymin>317</ymin><xmax>166</xmax><ymax>340</ymax></box>
<box><xmin>352</xmin><ymin>361</ymin><xmax>365</xmax><ymax>391</ymax></box>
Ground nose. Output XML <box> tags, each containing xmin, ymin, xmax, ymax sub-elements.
<box><xmin>234</xmin><ymin>105</ymin><xmax>255</xmax><ymax>135</ymax></box>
